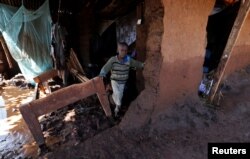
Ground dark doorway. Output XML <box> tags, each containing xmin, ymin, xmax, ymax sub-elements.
<box><xmin>198</xmin><ymin>0</ymin><xmax>241</xmax><ymax>98</ymax></box>
<box><xmin>90</xmin><ymin>22</ymin><xmax>117</xmax><ymax>70</ymax></box>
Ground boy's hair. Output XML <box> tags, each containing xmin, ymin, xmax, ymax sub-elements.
<box><xmin>117</xmin><ymin>42</ymin><xmax>128</xmax><ymax>48</ymax></box>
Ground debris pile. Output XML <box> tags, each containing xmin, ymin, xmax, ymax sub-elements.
<box><xmin>1</xmin><ymin>73</ymin><xmax>34</xmax><ymax>89</ymax></box>
<box><xmin>39</xmin><ymin>96</ymin><xmax>115</xmax><ymax>148</ymax></box>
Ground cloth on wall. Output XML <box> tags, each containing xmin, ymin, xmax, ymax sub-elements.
<box><xmin>0</xmin><ymin>0</ymin><xmax>53</xmax><ymax>83</ymax></box>
<box><xmin>51</xmin><ymin>22</ymin><xmax>69</xmax><ymax>86</ymax></box>
<box><xmin>51</xmin><ymin>22</ymin><xmax>69</xmax><ymax>70</ymax></box>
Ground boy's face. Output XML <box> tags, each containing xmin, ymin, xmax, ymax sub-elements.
<box><xmin>118</xmin><ymin>45</ymin><xmax>128</xmax><ymax>58</ymax></box>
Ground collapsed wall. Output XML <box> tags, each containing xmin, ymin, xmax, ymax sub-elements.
<box><xmin>120</xmin><ymin>0</ymin><xmax>215</xmax><ymax>130</ymax></box>
<box><xmin>119</xmin><ymin>0</ymin><xmax>250</xmax><ymax>132</ymax></box>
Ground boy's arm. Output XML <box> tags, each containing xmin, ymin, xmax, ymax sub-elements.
<box><xmin>130</xmin><ymin>58</ymin><xmax>144</xmax><ymax>69</ymax></box>
<box><xmin>99</xmin><ymin>57</ymin><xmax>114</xmax><ymax>77</ymax></box>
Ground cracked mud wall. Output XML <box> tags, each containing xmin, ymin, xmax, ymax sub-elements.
<box><xmin>120</xmin><ymin>0</ymin><xmax>215</xmax><ymax>131</ymax></box>
<box><xmin>120</xmin><ymin>0</ymin><xmax>164</xmax><ymax>130</ymax></box>
<box><xmin>120</xmin><ymin>0</ymin><xmax>250</xmax><ymax>131</ymax></box>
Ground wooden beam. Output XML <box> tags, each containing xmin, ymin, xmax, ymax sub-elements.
<box><xmin>209</xmin><ymin>0</ymin><xmax>250</xmax><ymax>103</ymax></box>
<box><xmin>33</xmin><ymin>69</ymin><xmax>58</xmax><ymax>84</ymax></box>
<box><xmin>20</xmin><ymin>103</ymin><xmax>45</xmax><ymax>146</ymax></box>
<box><xmin>19</xmin><ymin>76</ymin><xmax>111</xmax><ymax>146</ymax></box>
<box><xmin>33</xmin><ymin>83</ymin><xmax>39</xmax><ymax>100</ymax></box>
<box><xmin>69</xmin><ymin>68</ymin><xmax>89</xmax><ymax>83</ymax></box>
<box><xmin>33</xmin><ymin>69</ymin><xmax>58</xmax><ymax>93</ymax></box>
<box><xmin>0</xmin><ymin>36</ymin><xmax>13</xmax><ymax>69</ymax></box>
<box><xmin>95</xmin><ymin>77</ymin><xmax>112</xmax><ymax>117</ymax></box>
<box><xmin>69</xmin><ymin>48</ymin><xmax>85</xmax><ymax>75</ymax></box>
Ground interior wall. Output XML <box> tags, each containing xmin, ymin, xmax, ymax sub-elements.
<box><xmin>157</xmin><ymin>0</ymin><xmax>215</xmax><ymax>108</ymax></box>
<box><xmin>225</xmin><ymin>11</ymin><xmax>250</xmax><ymax>75</ymax></box>
<box><xmin>77</xmin><ymin>7</ymin><xmax>94</xmax><ymax>66</ymax></box>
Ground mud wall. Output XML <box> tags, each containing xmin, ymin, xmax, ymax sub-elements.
<box><xmin>120</xmin><ymin>0</ymin><xmax>215</xmax><ymax>130</ymax></box>
<box><xmin>225</xmin><ymin>12</ymin><xmax>250</xmax><ymax>75</ymax></box>
<box><xmin>120</xmin><ymin>0</ymin><xmax>164</xmax><ymax>130</ymax></box>
<box><xmin>120</xmin><ymin>0</ymin><xmax>250</xmax><ymax>131</ymax></box>
<box><xmin>158</xmin><ymin>0</ymin><xmax>215</xmax><ymax>106</ymax></box>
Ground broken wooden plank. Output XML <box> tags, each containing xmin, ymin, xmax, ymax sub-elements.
<box><xmin>33</xmin><ymin>69</ymin><xmax>58</xmax><ymax>84</ymax></box>
<box><xmin>29</xmin><ymin>80</ymin><xmax>96</xmax><ymax>117</ymax></box>
<box><xmin>20</xmin><ymin>103</ymin><xmax>45</xmax><ymax>146</ymax></box>
<box><xmin>33</xmin><ymin>83</ymin><xmax>39</xmax><ymax>100</ymax></box>
<box><xmin>94</xmin><ymin>77</ymin><xmax>112</xmax><ymax>117</ymax></box>
<box><xmin>209</xmin><ymin>0</ymin><xmax>250</xmax><ymax>103</ymax></box>
<box><xmin>33</xmin><ymin>69</ymin><xmax>58</xmax><ymax>94</ymax></box>
<box><xmin>0</xmin><ymin>36</ymin><xmax>13</xmax><ymax>69</ymax></box>
<box><xmin>19</xmin><ymin>76</ymin><xmax>111</xmax><ymax>146</ymax></box>
<box><xmin>69</xmin><ymin>48</ymin><xmax>85</xmax><ymax>75</ymax></box>
<box><xmin>69</xmin><ymin>68</ymin><xmax>89</xmax><ymax>82</ymax></box>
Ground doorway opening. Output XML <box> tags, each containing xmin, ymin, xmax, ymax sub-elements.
<box><xmin>88</xmin><ymin>8</ymin><xmax>142</xmax><ymax>118</ymax></box>
<box><xmin>198</xmin><ymin>0</ymin><xmax>241</xmax><ymax>98</ymax></box>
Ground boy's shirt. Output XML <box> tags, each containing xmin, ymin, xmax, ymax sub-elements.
<box><xmin>99</xmin><ymin>55</ymin><xmax>144</xmax><ymax>84</ymax></box>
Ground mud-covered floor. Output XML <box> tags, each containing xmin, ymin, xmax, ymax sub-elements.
<box><xmin>0</xmin><ymin>85</ymin><xmax>36</xmax><ymax>159</ymax></box>
<box><xmin>1</xmin><ymin>66</ymin><xmax>250</xmax><ymax>159</ymax></box>
<box><xmin>0</xmin><ymin>76</ymin><xmax>123</xmax><ymax>159</ymax></box>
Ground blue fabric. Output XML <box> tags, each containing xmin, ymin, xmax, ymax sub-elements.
<box><xmin>0</xmin><ymin>0</ymin><xmax>52</xmax><ymax>83</ymax></box>
<box><xmin>122</xmin><ymin>55</ymin><xmax>130</xmax><ymax>64</ymax></box>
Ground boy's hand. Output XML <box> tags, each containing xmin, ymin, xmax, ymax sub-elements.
<box><xmin>105</xmin><ymin>84</ymin><xmax>112</xmax><ymax>92</ymax></box>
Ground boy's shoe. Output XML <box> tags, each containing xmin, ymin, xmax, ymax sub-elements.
<box><xmin>198</xmin><ymin>77</ymin><xmax>214</xmax><ymax>98</ymax></box>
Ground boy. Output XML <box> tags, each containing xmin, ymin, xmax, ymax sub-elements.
<box><xmin>99</xmin><ymin>42</ymin><xmax>144</xmax><ymax>116</ymax></box>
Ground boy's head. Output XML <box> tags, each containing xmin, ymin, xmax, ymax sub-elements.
<box><xmin>117</xmin><ymin>42</ymin><xmax>128</xmax><ymax>58</ymax></box>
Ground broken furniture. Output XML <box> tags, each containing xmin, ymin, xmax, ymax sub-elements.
<box><xmin>19</xmin><ymin>76</ymin><xmax>111</xmax><ymax>146</ymax></box>
<box><xmin>33</xmin><ymin>69</ymin><xmax>58</xmax><ymax>95</ymax></box>
<box><xmin>32</xmin><ymin>48</ymin><xmax>86</xmax><ymax>95</ymax></box>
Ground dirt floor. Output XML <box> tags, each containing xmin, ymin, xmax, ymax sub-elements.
<box><xmin>1</xmin><ymin>66</ymin><xmax>250</xmax><ymax>159</ymax></box>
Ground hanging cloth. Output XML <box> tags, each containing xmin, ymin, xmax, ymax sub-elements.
<box><xmin>51</xmin><ymin>22</ymin><xmax>68</xmax><ymax>70</ymax></box>
<box><xmin>0</xmin><ymin>0</ymin><xmax>53</xmax><ymax>83</ymax></box>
